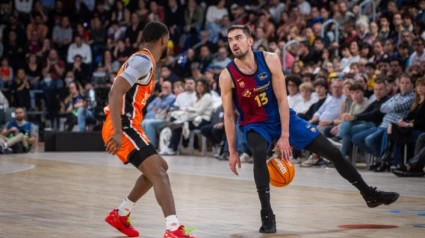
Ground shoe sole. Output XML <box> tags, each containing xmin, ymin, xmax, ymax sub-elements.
<box><xmin>367</xmin><ymin>193</ymin><xmax>400</xmax><ymax>208</ymax></box>
<box><xmin>259</xmin><ymin>229</ymin><xmax>277</xmax><ymax>233</ymax></box>
<box><xmin>105</xmin><ymin>217</ymin><xmax>139</xmax><ymax>237</ymax></box>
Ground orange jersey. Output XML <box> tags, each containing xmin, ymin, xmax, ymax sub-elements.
<box><xmin>104</xmin><ymin>48</ymin><xmax>156</xmax><ymax>124</ymax></box>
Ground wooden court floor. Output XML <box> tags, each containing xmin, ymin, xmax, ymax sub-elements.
<box><xmin>1</xmin><ymin>152</ymin><xmax>425</xmax><ymax>238</ymax></box>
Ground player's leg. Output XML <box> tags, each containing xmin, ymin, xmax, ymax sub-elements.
<box><xmin>304</xmin><ymin>133</ymin><xmax>400</xmax><ymax>207</ymax></box>
<box><xmin>126</xmin><ymin>155</ymin><xmax>169</xmax><ymax>204</ymax></box>
<box><xmin>136</xmin><ymin>151</ymin><xmax>195</xmax><ymax>237</ymax></box>
<box><xmin>246</xmin><ymin>131</ymin><xmax>276</xmax><ymax>233</ymax></box>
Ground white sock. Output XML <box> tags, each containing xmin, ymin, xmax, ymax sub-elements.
<box><xmin>165</xmin><ymin>215</ymin><xmax>180</xmax><ymax>231</ymax></box>
<box><xmin>117</xmin><ymin>198</ymin><xmax>135</xmax><ymax>216</ymax></box>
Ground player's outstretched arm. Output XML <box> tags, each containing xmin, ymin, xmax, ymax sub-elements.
<box><xmin>219</xmin><ymin>68</ymin><xmax>241</xmax><ymax>175</ymax></box>
<box><xmin>265</xmin><ymin>52</ymin><xmax>292</xmax><ymax>159</ymax></box>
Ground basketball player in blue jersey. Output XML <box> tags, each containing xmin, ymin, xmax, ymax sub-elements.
<box><xmin>219</xmin><ymin>25</ymin><xmax>400</xmax><ymax>233</ymax></box>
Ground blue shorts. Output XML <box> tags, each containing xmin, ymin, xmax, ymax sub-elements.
<box><xmin>241</xmin><ymin>109</ymin><xmax>320</xmax><ymax>150</ymax></box>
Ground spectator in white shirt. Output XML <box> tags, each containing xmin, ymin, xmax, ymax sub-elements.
<box><xmin>210</xmin><ymin>47</ymin><xmax>232</xmax><ymax>69</ymax></box>
<box><xmin>172</xmin><ymin>78</ymin><xmax>197</xmax><ymax>111</ymax></box>
<box><xmin>297</xmin><ymin>0</ymin><xmax>311</xmax><ymax>15</ymax></box>
<box><xmin>15</xmin><ymin>0</ymin><xmax>33</xmax><ymax>14</ymax></box>
<box><xmin>205</xmin><ymin>0</ymin><xmax>228</xmax><ymax>42</ymax></box>
<box><xmin>408</xmin><ymin>38</ymin><xmax>425</xmax><ymax>67</ymax></box>
<box><xmin>286</xmin><ymin>74</ymin><xmax>303</xmax><ymax>109</ymax></box>
<box><xmin>67</xmin><ymin>35</ymin><xmax>92</xmax><ymax>65</ymax></box>
<box><xmin>268</xmin><ymin>0</ymin><xmax>285</xmax><ymax>24</ymax></box>
<box><xmin>293</xmin><ymin>82</ymin><xmax>315</xmax><ymax>114</ymax></box>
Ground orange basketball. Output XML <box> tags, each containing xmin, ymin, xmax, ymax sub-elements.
<box><xmin>267</xmin><ymin>157</ymin><xmax>295</xmax><ymax>187</ymax></box>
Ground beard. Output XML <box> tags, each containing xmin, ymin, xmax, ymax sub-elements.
<box><xmin>233</xmin><ymin>48</ymin><xmax>249</xmax><ymax>59</ymax></box>
<box><xmin>160</xmin><ymin>46</ymin><xmax>168</xmax><ymax>60</ymax></box>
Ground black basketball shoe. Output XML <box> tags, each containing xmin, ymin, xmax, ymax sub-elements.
<box><xmin>259</xmin><ymin>210</ymin><xmax>276</xmax><ymax>233</ymax></box>
<box><xmin>362</xmin><ymin>187</ymin><xmax>400</xmax><ymax>208</ymax></box>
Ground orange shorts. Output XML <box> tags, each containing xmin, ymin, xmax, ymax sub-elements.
<box><xmin>102</xmin><ymin>115</ymin><xmax>154</xmax><ymax>165</ymax></box>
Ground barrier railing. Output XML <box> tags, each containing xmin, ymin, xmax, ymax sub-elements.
<box><xmin>282</xmin><ymin>40</ymin><xmax>300</xmax><ymax>71</ymax></box>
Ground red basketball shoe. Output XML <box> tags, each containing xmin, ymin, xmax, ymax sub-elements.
<box><xmin>163</xmin><ymin>225</ymin><xmax>197</xmax><ymax>238</ymax></box>
<box><xmin>105</xmin><ymin>209</ymin><xmax>139</xmax><ymax>237</ymax></box>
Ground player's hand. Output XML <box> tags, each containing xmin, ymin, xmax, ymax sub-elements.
<box><xmin>106</xmin><ymin>131</ymin><xmax>122</xmax><ymax>155</ymax></box>
<box><xmin>276</xmin><ymin>136</ymin><xmax>292</xmax><ymax>161</ymax></box>
<box><xmin>229</xmin><ymin>151</ymin><xmax>241</xmax><ymax>176</ymax></box>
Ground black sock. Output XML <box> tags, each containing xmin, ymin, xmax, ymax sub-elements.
<box><xmin>247</xmin><ymin>131</ymin><xmax>274</xmax><ymax>214</ymax></box>
<box><xmin>350</xmin><ymin>180</ymin><xmax>372</xmax><ymax>197</ymax></box>
<box><xmin>258</xmin><ymin>187</ymin><xmax>272</xmax><ymax>213</ymax></box>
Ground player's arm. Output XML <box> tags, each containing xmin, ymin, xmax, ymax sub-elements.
<box><xmin>219</xmin><ymin>69</ymin><xmax>237</xmax><ymax>155</ymax></box>
<box><xmin>266</xmin><ymin>52</ymin><xmax>290</xmax><ymax>139</ymax></box>
<box><xmin>108</xmin><ymin>55</ymin><xmax>153</xmax><ymax>134</ymax></box>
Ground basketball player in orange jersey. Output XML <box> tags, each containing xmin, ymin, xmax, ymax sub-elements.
<box><xmin>219</xmin><ymin>25</ymin><xmax>400</xmax><ymax>233</ymax></box>
<box><xmin>103</xmin><ymin>21</ymin><xmax>196</xmax><ymax>238</ymax></box>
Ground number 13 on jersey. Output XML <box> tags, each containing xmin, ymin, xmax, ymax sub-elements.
<box><xmin>255</xmin><ymin>92</ymin><xmax>268</xmax><ymax>107</ymax></box>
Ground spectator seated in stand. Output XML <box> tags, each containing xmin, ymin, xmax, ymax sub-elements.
<box><xmin>352</xmin><ymin>74</ymin><xmax>414</xmax><ymax>162</ymax></box>
<box><xmin>330</xmin><ymin>83</ymin><xmax>369</xmax><ymax>144</ymax></box>
<box><xmin>379</xmin><ymin>77</ymin><xmax>425</xmax><ymax>171</ymax></box>
<box><xmin>336</xmin><ymin>80</ymin><xmax>389</xmax><ymax>158</ymax></box>
<box><xmin>142</xmin><ymin>81</ymin><xmax>175</xmax><ymax>148</ymax></box>
<box><xmin>200</xmin><ymin>105</ymin><xmax>224</xmax><ymax>158</ymax></box>
<box><xmin>60</xmin><ymin>81</ymin><xmax>87</xmax><ymax>132</ymax></box>
<box><xmin>392</xmin><ymin>133</ymin><xmax>425</xmax><ymax>177</ymax></box>
<box><xmin>160</xmin><ymin>78</ymin><xmax>213</xmax><ymax>155</ymax></box>
<box><xmin>302</xmin><ymin>79</ymin><xmax>344</xmax><ymax>167</ymax></box>
<box><xmin>0</xmin><ymin>107</ymin><xmax>36</xmax><ymax>153</ymax></box>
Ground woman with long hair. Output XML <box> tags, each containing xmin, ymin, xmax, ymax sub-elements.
<box><xmin>161</xmin><ymin>78</ymin><xmax>214</xmax><ymax>155</ymax></box>
<box><xmin>378</xmin><ymin>77</ymin><xmax>425</xmax><ymax>171</ymax></box>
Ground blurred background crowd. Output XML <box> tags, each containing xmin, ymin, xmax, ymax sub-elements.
<box><xmin>0</xmin><ymin>0</ymin><xmax>424</xmax><ymax>176</ymax></box>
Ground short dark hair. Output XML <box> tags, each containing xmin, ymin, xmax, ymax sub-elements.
<box><xmin>398</xmin><ymin>42</ymin><xmax>410</xmax><ymax>49</ymax></box>
<box><xmin>286</xmin><ymin>74</ymin><xmax>302</xmax><ymax>88</ymax></box>
<box><xmin>349</xmin><ymin>83</ymin><xmax>364</xmax><ymax>92</ymax></box>
<box><xmin>365</xmin><ymin>62</ymin><xmax>376</xmax><ymax>70</ymax></box>
<box><xmin>314</xmin><ymin>78</ymin><xmax>329</xmax><ymax>90</ymax></box>
<box><xmin>375</xmin><ymin>79</ymin><xmax>386</xmax><ymax>85</ymax></box>
<box><xmin>227</xmin><ymin>24</ymin><xmax>252</xmax><ymax>37</ymax></box>
<box><xmin>185</xmin><ymin>77</ymin><xmax>195</xmax><ymax>83</ymax></box>
<box><xmin>142</xmin><ymin>21</ymin><xmax>169</xmax><ymax>43</ymax></box>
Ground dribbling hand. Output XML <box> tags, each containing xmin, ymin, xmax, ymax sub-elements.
<box><xmin>106</xmin><ymin>131</ymin><xmax>122</xmax><ymax>155</ymax></box>
<box><xmin>229</xmin><ymin>151</ymin><xmax>241</xmax><ymax>176</ymax></box>
<box><xmin>276</xmin><ymin>136</ymin><xmax>292</xmax><ymax>161</ymax></box>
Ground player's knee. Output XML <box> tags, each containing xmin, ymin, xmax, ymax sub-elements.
<box><xmin>153</xmin><ymin>166</ymin><xmax>169</xmax><ymax>182</ymax></box>
<box><xmin>327</xmin><ymin>145</ymin><xmax>342</xmax><ymax>160</ymax></box>
<box><xmin>161</xmin><ymin>159</ymin><xmax>169</xmax><ymax>171</ymax></box>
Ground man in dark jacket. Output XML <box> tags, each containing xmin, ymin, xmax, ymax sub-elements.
<box><xmin>200</xmin><ymin>106</ymin><xmax>224</xmax><ymax>157</ymax></box>
<box><xmin>336</xmin><ymin>80</ymin><xmax>389</xmax><ymax>157</ymax></box>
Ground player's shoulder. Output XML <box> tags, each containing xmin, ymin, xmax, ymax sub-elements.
<box><xmin>262</xmin><ymin>51</ymin><xmax>281</xmax><ymax>70</ymax></box>
<box><xmin>127</xmin><ymin>52</ymin><xmax>153</xmax><ymax>68</ymax></box>
<box><xmin>262</xmin><ymin>51</ymin><xmax>280</xmax><ymax>61</ymax></box>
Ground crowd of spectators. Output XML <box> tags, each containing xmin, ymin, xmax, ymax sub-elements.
<box><xmin>0</xmin><ymin>0</ymin><xmax>424</xmax><ymax>176</ymax></box>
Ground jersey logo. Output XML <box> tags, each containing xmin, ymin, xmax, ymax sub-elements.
<box><xmin>242</xmin><ymin>89</ymin><xmax>251</xmax><ymax>97</ymax></box>
<box><xmin>239</xmin><ymin>81</ymin><xmax>245</xmax><ymax>88</ymax></box>
<box><xmin>259</xmin><ymin>72</ymin><xmax>268</xmax><ymax>80</ymax></box>
<box><xmin>141</xmin><ymin>92</ymin><xmax>151</xmax><ymax>105</ymax></box>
